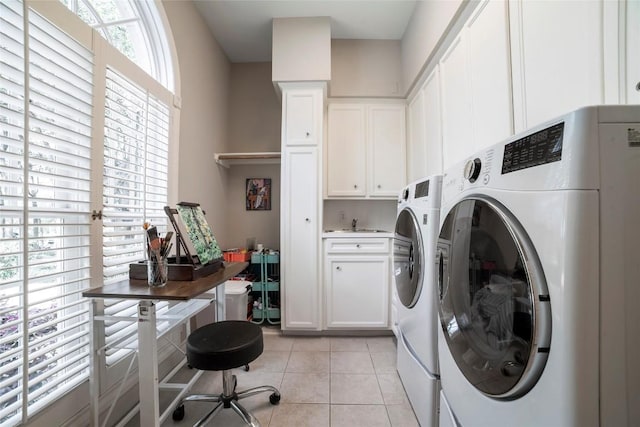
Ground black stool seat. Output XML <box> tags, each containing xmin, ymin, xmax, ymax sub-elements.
<box><xmin>187</xmin><ymin>320</ymin><xmax>263</xmax><ymax>371</ymax></box>
<box><xmin>174</xmin><ymin>320</ymin><xmax>280</xmax><ymax>426</ymax></box>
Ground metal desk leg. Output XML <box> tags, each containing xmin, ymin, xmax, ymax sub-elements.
<box><xmin>138</xmin><ymin>300</ymin><xmax>160</xmax><ymax>427</ymax></box>
<box><xmin>89</xmin><ymin>300</ymin><xmax>100</xmax><ymax>427</ymax></box>
<box><xmin>215</xmin><ymin>282</ymin><xmax>225</xmax><ymax>321</ymax></box>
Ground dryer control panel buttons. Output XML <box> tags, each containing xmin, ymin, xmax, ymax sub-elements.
<box><xmin>463</xmin><ymin>158</ymin><xmax>482</xmax><ymax>183</ymax></box>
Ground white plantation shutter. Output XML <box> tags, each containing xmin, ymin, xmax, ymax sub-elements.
<box><xmin>0</xmin><ymin>2</ymin><xmax>92</xmax><ymax>424</ymax></box>
<box><xmin>102</xmin><ymin>68</ymin><xmax>170</xmax><ymax>365</ymax></box>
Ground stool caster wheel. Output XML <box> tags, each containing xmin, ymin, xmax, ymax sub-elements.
<box><xmin>269</xmin><ymin>393</ymin><xmax>281</xmax><ymax>405</ymax></box>
<box><xmin>244</xmin><ymin>364</ymin><xmax>250</xmax><ymax>371</ymax></box>
<box><xmin>172</xmin><ymin>404</ymin><xmax>185</xmax><ymax>421</ymax></box>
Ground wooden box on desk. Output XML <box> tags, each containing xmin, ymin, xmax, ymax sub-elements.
<box><xmin>129</xmin><ymin>256</ymin><xmax>223</xmax><ymax>281</ymax></box>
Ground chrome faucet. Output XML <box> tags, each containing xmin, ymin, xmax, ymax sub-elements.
<box><xmin>351</xmin><ymin>218</ymin><xmax>358</xmax><ymax>231</ymax></box>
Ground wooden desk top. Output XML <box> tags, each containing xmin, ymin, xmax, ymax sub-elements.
<box><xmin>82</xmin><ymin>262</ymin><xmax>248</xmax><ymax>301</ymax></box>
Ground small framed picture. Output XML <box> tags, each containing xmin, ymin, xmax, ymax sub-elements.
<box><xmin>246</xmin><ymin>178</ymin><xmax>271</xmax><ymax>211</ymax></box>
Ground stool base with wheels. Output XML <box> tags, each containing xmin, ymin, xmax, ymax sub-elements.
<box><xmin>173</xmin><ymin>321</ymin><xmax>280</xmax><ymax>426</ymax></box>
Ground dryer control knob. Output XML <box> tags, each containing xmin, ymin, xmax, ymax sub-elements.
<box><xmin>402</xmin><ymin>188</ymin><xmax>409</xmax><ymax>201</ymax></box>
<box><xmin>463</xmin><ymin>158</ymin><xmax>482</xmax><ymax>183</ymax></box>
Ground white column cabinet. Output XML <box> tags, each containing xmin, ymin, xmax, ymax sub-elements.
<box><xmin>284</xmin><ymin>89</ymin><xmax>322</xmax><ymax>146</ymax></box>
<box><xmin>280</xmin><ymin>83</ymin><xmax>324</xmax><ymax>331</ymax></box>
<box><xmin>326</xmin><ymin>102</ymin><xmax>406</xmax><ymax>199</ymax></box>
<box><xmin>324</xmin><ymin>237</ymin><xmax>390</xmax><ymax>329</ymax></box>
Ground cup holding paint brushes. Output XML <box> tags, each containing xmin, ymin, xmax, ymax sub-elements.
<box><xmin>145</xmin><ymin>225</ymin><xmax>171</xmax><ymax>287</ymax></box>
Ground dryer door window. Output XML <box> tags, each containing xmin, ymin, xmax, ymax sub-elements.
<box><xmin>437</xmin><ymin>196</ymin><xmax>551</xmax><ymax>399</ymax></box>
<box><xmin>394</xmin><ymin>208</ymin><xmax>424</xmax><ymax>308</ymax></box>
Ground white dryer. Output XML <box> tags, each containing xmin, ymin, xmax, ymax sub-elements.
<box><xmin>436</xmin><ymin>105</ymin><xmax>640</xmax><ymax>427</ymax></box>
<box><xmin>394</xmin><ymin>175</ymin><xmax>442</xmax><ymax>427</ymax></box>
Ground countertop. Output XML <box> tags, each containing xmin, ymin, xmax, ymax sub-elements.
<box><xmin>322</xmin><ymin>230</ymin><xmax>394</xmax><ymax>238</ymax></box>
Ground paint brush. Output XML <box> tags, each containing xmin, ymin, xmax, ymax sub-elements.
<box><xmin>146</xmin><ymin>226</ymin><xmax>161</xmax><ymax>260</ymax></box>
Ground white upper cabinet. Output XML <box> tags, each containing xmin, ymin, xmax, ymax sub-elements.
<box><xmin>368</xmin><ymin>104</ymin><xmax>406</xmax><ymax>197</ymax></box>
<box><xmin>326</xmin><ymin>104</ymin><xmax>367</xmax><ymax>196</ymax></box>
<box><xmin>423</xmin><ymin>69</ymin><xmax>443</xmax><ymax>176</ymax></box>
<box><xmin>440</xmin><ymin>35</ymin><xmax>473</xmax><ymax>169</ymax></box>
<box><xmin>466</xmin><ymin>0</ymin><xmax>513</xmax><ymax>150</ymax></box>
<box><xmin>626</xmin><ymin>0</ymin><xmax>640</xmax><ymax>104</ymax></box>
<box><xmin>407</xmin><ymin>87</ymin><xmax>427</xmax><ymax>182</ymax></box>
<box><xmin>407</xmin><ymin>67</ymin><xmax>444</xmax><ymax>181</ymax></box>
<box><xmin>326</xmin><ymin>102</ymin><xmax>406</xmax><ymax>199</ymax></box>
<box><xmin>440</xmin><ymin>0</ymin><xmax>512</xmax><ymax>169</ymax></box>
<box><xmin>509</xmin><ymin>0</ymin><xmax>604</xmax><ymax>131</ymax></box>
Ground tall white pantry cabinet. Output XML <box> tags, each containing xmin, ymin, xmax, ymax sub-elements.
<box><xmin>279</xmin><ymin>83</ymin><xmax>325</xmax><ymax>331</ymax></box>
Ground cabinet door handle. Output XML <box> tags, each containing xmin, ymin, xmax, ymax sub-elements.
<box><xmin>377</xmin><ymin>184</ymin><xmax>381</xmax><ymax>189</ymax></box>
<box><xmin>354</xmin><ymin>184</ymin><xmax>358</xmax><ymax>189</ymax></box>
<box><xmin>305</xmin><ymin>218</ymin><xmax>310</xmax><ymax>222</ymax></box>
<box><xmin>636</xmin><ymin>81</ymin><xmax>640</xmax><ymax>92</ymax></box>
<box><xmin>336</xmin><ymin>266</ymin><xmax>341</xmax><ymax>271</ymax></box>
<box><xmin>306</xmin><ymin>131</ymin><xmax>310</xmax><ymax>137</ymax></box>
<box><xmin>356</xmin><ymin>244</ymin><xmax>361</xmax><ymax>248</ymax></box>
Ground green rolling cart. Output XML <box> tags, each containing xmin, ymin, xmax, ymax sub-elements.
<box><xmin>251</xmin><ymin>251</ymin><xmax>280</xmax><ymax>324</ymax></box>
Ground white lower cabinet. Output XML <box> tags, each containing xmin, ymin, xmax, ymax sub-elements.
<box><xmin>324</xmin><ymin>237</ymin><xmax>390</xmax><ymax>329</ymax></box>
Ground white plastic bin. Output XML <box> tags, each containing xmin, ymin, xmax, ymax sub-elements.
<box><xmin>225</xmin><ymin>280</ymin><xmax>250</xmax><ymax>320</ymax></box>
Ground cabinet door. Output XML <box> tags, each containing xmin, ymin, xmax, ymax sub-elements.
<box><xmin>510</xmin><ymin>0</ymin><xmax>603</xmax><ymax>131</ymax></box>
<box><xmin>407</xmin><ymin>90</ymin><xmax>427</xmax><ymax>182</ymax></box>
<box><xmin>284</xmin><ymin>90</ymin><xmax>320</xmax><ymax>146</ymax></box>
<box><xmin>282</xmin><ymin>147</ymin><xmax>320</xmax><ymax>329</ymax></box>
<box><xmin>423</xmin><ymin>68</ymin><xmax>443</xmax><ymax>176</ymax></box>
<box><xmin>326</xmin><ymin>104</ymin><xmax>367</xmax><ymax>196</ymax></box>
<box><xmin>368</xmin><ymin>104</ymin><xmax>406</xmax><ymax>197</ymax></box>
<box><xmin>325</xmin><ymin>256</ymin><xmax>389</xmax><ymax>328</ymax></box>
<box><xmin>440</xmin><ymin>34</ymin><xmax>473</xmax><ymax>169</ymax></box>
<box><xmin>466</xmin><ymin>0</ymin><xmax>513</xmax><ymax>151</ymax></box>
<box><xmin>627</xmin><ymin>0</ymin><xmax>640</xmax><ymax>104</ymax></box>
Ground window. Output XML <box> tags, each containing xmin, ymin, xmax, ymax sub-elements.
<box><xmin>0</xmin><ymin>2</ymin><xmax>93</xmax><ymax>424</ymax></box>
<box><xmin>0</xmin><ymin>0</ymin><xmax>176</xmax><ymax>424</ymax></box>
<box><xmin>59</xmin><ymin>0</ymin><xmax>175</xmax><ymax>92</ymax></box>
<box><xmin>102</xmin><ymin>68</ymin><xmax>170</xmax><ymax>366</ymax></box>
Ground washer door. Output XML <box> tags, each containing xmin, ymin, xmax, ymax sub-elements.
<box><xmin>437</xmin><ymin>196</ymin><xmax>551</xmax><ymax>399</ymax></box>
<box><xmin>394</xmin><ymin>208</ymin><xmax>423</xmax><ymax>308</ymax></box>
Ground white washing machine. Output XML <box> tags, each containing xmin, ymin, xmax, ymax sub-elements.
<box><xmin>436</xmin><ymin>105</ymin><xmax>640</xmax><ymax>427</ymax></box>
<box><xmin>394</xmin><ymin>175</ymin><xmax>442</xmax><ymax>427</ymax></box>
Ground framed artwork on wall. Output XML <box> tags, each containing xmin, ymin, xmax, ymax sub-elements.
<box><xmin>246</xmin><ymin>178</ymin><xmax>271</xmax><ymax>211</ymax></box>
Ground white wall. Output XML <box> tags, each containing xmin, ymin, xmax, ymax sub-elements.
<box><xmin>272</xmin><ymin>17</ymin><xmax>331</xmax><ymax>82</ymax></box>
<box><xmin>163</xmin><ymin>0</ymin><xmax>233</xmax><ymax>247</ymax></box>
<box><xmin>323</xmin><ymin>200</ymin><xmax>397</xmax><ymax>232</ymax></box>
<box><xmin>225</xmin><ymin>164</ymin><xmax>281</xmax><ymax>250</ymax></box>
<box><xmin>224</xmin><ymin>62</ymin><xmax>282</xmax><ymax>250</ymax></box>
<box><xmin>228</xmin><ymin>62</ymin><xmax>281</xmax><ymax>152</ymax></box>
<box><xmin>331</xmin><ymin>39</ymin><xmax>403</xmax><ymax>97</ymax></box>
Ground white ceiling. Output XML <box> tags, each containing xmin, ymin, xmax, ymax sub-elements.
<box><xmin>193</xmin><ymin>0</ymin><xmax>417</xmax><ymax>63</ymax></box>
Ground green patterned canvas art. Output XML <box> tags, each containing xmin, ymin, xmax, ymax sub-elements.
<box><xmin>176</xmin><ymin>203</ymin><xmax>222</xmax><ymax>265</ymax></box>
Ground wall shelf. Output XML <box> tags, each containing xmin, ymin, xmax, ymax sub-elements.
<box><xmin>214</xmin><ymin>152</ymin><xmax>281</xmax><ymax>168</ymax></box>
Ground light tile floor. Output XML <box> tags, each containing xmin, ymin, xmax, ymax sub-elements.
<box><xmin>160</xmin><ymin>327</ymin><xmax>419</xmax><ymax>427</ymax></box>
